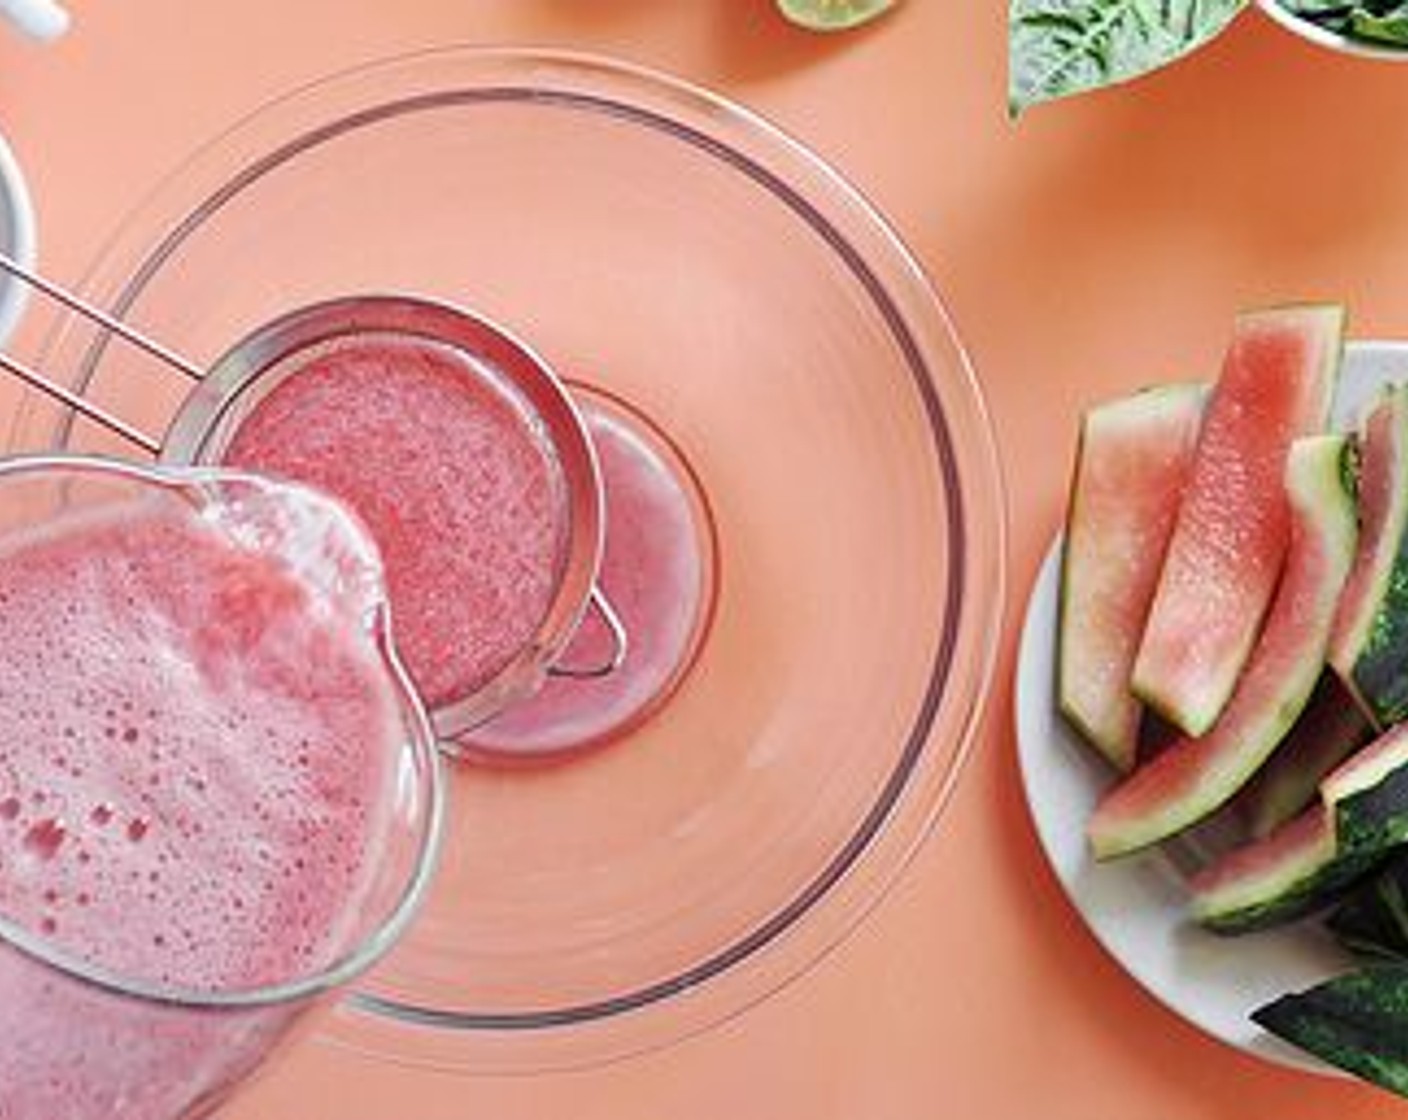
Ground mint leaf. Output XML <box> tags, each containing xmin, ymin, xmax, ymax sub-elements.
<box><xmin>1010</xmin><ymin>0</ymin><xmax>1248</xmax><ymax>116</ymax></box>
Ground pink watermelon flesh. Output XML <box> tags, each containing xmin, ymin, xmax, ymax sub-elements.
<box><xmin>1132</xmin><ymin>306</ymin><xmax>1343</xmax><ymax>737</ymax></box>
<box><xmin>1058</xmin><ymin>384</ymin><xmax>1203</xmax><ymax>771</ymax></box>
<box><xmin>1089</xmin><ymin>434</ymin><xmax>1357</xmax><ymax>860</ymax></box>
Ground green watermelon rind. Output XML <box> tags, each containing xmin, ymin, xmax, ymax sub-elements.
<box><xmin>1088</xmin><ymin>434</ymin><xmax>1358</xmax><ymax>860</ymax></box>
<box><xmin>1191</xmin><ymin>723</ymin><xmax>1408</xmax><ymax>934</ymax></box>
<box><xmin>1253</xmin><ymin>965</ymin><xmax>1408</xmax><ymax>1098</ymax></box>
<box><xmin>1132</xmin><ymin>304</ymin><xmax>1344</xmax><ymax>738</ymax></box>
<box><xmin>1057</xmin><ymin>383</ymin><xmax>1204</xmax><ymax>771</ymax></box>
<box><xmin>1329</xmin><ymin>852</ymin><xmax>1408</xmax><ymax>962</ymax></box>
<box><xmin>1330</xmin><ymin>384</ymin><xmax>1408</xmax><ymax>729</ymax></box>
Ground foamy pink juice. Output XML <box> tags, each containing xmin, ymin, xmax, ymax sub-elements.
<box><xmin>223</xmin><ymin>335</ymin><xmax>566</xmax><ymax>709</ymax></box>
<box><xmin>0</xmin><ymin>957</ymin><xmax>298</xmax><ymax>1120</ymax></box>
<box><xmin>0</xmin><ymin>492</ymin><xmax>406</xmax><ymax>1119</ymax></box>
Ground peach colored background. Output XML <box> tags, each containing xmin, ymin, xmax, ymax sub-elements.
<box><xmin>1</xmin><ymin>2</ymin><xmax>1406</xmax><ymax>1117</ymax></box>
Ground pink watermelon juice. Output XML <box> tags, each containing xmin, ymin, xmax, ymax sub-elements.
<box><xmin>222</xmin><ymin>335</ymin><xmax>567</xmax><ymax>710</ymax></box>
<box><xmin>0</xmin><ymin>483</ymin><xmax>413</xmax><ymax>1118</ymax></box>
<box><xmin>467</xmin><ymin>395</ymin><xmax>711</xmax><ymax>756</ymax></box>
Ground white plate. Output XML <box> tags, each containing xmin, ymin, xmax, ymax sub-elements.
<box><xmin>1014</xmin><ymin>339</ymin><xmax>1408</xmax><ymax>1075</ymax></box>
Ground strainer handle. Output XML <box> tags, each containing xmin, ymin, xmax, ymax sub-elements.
<box><xmin>0</xmin><ymin>248</ymin><xmax>205</xmax><ymax>454</ymax></box>
<box><xmin>547</xmin><ymin>584</ymin><xmax>629</xmax><ymax>680</ymax></box>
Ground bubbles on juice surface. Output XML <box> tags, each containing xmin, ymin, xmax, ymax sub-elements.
<box><xmin>21</xmin><ymin>819</ymin><xmax>67</xmax><ymax>861</ymax></box>
<box><xmin>0</xmin><ymin>486</ymin><xmax>408</xmax><ymax>993</ymax></box>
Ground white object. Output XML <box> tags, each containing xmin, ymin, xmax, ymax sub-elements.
<box><xmin>0</xmin><ymin>0</ymin><xmax>67</xmax><ymax>41</ymax></box>
<box><xmin>0</xmin><ymin>130</ymin><xmax>35</xmax><ymax>346</ymax></box>
<box><xmin>1257</xmin><ymin>0</ymin><xmax>1408</xmax><ymax>61</ymax></box>
<box><xmin>1014</xmin><ymin>341</ymin><xmax>1408</xmax><ymax>1076</ymax></box>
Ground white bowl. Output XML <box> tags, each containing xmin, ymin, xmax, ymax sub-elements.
<box><xmin>0</xmin><ymin>129</ymin><xmax>34</xmax><ymax>346</ymax></box>
<box><xmin>1258</xmin><ymin>0</ymin><xmax>1408</xmax><ymax>61</ymax></box>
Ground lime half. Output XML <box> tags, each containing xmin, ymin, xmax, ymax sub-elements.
<box><xmin>777</xmin><ymin>0</ymin><xmax>897</xmax><ymax>32</ymax></box>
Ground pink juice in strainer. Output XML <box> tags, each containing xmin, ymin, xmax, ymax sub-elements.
<box><xmin>221</xmin><ymin>335</ymin><xmax>567</xmax><ymax>713</ymax></box>
<box><xmin>0</xmin><ymin>479</ymin><xmax>416</xmax><ymax>1119</ymax></box>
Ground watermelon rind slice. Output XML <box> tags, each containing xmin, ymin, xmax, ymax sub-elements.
<box><xmin>1190</xmin><ymin>719</ymin><xmax>1408</xmax><ymax>933</ymax></box>
<box><xmin>1058</xmin><ymin>384</ymin><xmax>1203</xmax><ymax>771</ymax></box>
<box><xmin>1330</xmin><ymin>383</ymin><xmax>1408</xmax><ymax>729</ymax></box>
<box><xmin>1132</xmin><ymin>305</ymin><xmax>1344</xmax><ymax>737</ymax></box>
<box><xmin>1253</xmin><ymin>965</ymin><xmax>1408</xmax><ymax>1098</ymax></box>
<box><xmin>1235</xmin><ymin>671</ymin><xmax>1372</xmax><ymax>839</ymax></box>
<box><xmin>1329</xmin><ymin>851</ymin><xmax>1408</xmax><ymax>962</ymax></box>
<box><xmin>1089</xmin><ymin>434</ymin><xmax>1358</xmax><ymax>860</ymax></box>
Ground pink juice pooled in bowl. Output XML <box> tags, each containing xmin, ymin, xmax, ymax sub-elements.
<box><xmin>221</xmin><ymin>334</ymin><xmax>569</xmax><ymax>713</ymax></box>
<box><xmin>0</xmin><ymin>463</ymin><xmax>437</xmax><ymax>1120</ymax></box>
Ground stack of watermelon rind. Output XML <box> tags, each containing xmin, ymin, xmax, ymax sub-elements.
<box><xmin>1056</xmin><ymin>304</ymin><xmax>1408</xmax><ymax>1095</ymax></box>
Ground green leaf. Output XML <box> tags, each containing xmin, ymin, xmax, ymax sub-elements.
<box><xmin>1009</xmin><ymin>0</ymin><xmax>1249</xmax><ymax>116</ymax></box>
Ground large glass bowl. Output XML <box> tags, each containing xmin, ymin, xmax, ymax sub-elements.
<box><xmin>12</xmin><ymin>48</ymin><xmax>1006</xmax><ymax>1071</ymax></box>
